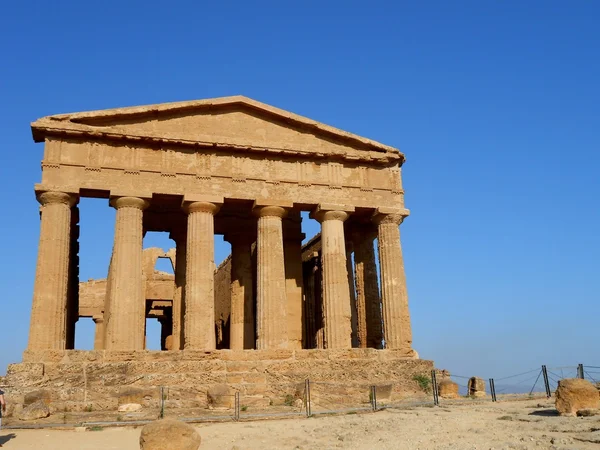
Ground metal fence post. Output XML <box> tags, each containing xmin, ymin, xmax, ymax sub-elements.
<box><xmin>542</xmin><ymin>365</ymin><xmax>551</xmax><ymax>398</ymax></box>
<box><xmin>160</xmin><ymin>386</ymin><xmax>165</xmax><ymax>419</ymax></box>
<box><xmin>431</xmin><ymin>370</ymin><xmax>439</xmax><ymax>406</ymax></box>
<box><xmin>370</xmin><ymin>386</ymin><xmax>377</xmax><ymax>411</ymax></box>
<box><xmin>578</xmin><ymin>364</ymin><xmax>584</xmax><ymax>379</ymax></box>
<box><xmin>235</xmin><ymin>391</ymin><xmax>240</xmax><ymax>421</ymax></box>
<box><xmin>489</xmin><ymin>378</ymin><xmax>497</xmax><ymax>402</ymax></box>
<box><xmin>305</xmin><ymin>379</ymin><xmax>311</xmax><ymax>417</ymax></box>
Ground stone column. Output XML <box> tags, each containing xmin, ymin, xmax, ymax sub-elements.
<box><xmin>373</xmin><ymin>209</ymin><xmax>412</xmax><ymax>352</ymax></box>
<box><xmin>183</xmin><ymin>201</ymin><xmax>220</xmax><ymax>350</ymax></box>
<box><xmin>93</xmin><ymin>316</ymin><xmax>104</xmax><ymax>350</ymax></box>
<box><xmin>346</xmin><ymin>241</ymin><xmax>358</xmax><ymax>348</ymax></box>
<box><xmin>170</xmin><ymin>229</ymin><xmax>187</xmax><ymax>350</ymax></box>
<box><xmin>352</xmin><ymin>228</ymin><xmax>383</xmax><ymax>348</ymax></box>
<box><xmin>254</xmin><ymin>205</ymin><xmax>288</xmax><ymax>349</ymax></box>
<box><xmin>311</xmin><ymin>206</ymin><xmax>354</xmax><ymax>349</ymax></box>
<box><xmin>104</xmin><ymin>196</ymin><xmax>149</xmax><ymax>350</ymax></box>
<box><xmin>28</xmin><ymin>191</ymin><xmax>77</xmax><ymax>351</ymax></box>
<box><xmin>158</xmin><ymin>315</ymin><xmax>173</xmax><ymax>351</ymax></box>
<box><xmin>314</xmin><ymin>253</ymin><xmax>325</xmax><ymax>349</ymax></box>
<box><xmin>283</xmin><ymin>214</ymin><xmax>304</xmax><ymax>350</ymax></box>
<box><xmin>226</xmin><ymin>232</ymin><xmax>255</xmax><ymax>350</ymax></box>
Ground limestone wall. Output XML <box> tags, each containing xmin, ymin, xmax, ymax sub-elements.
<box><xmin>4</xmin><ymin>350</ymin><xmax>432</xmax><ymax>415</ymax></box>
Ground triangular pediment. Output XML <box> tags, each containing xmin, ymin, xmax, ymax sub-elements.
<box><xmin>31</xmin><ymin>96</ymin><xmax>403</xmax><ymax>163</ymax></box>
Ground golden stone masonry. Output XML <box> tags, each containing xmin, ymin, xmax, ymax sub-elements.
<box><xmin>5</xmin><ymin>97</ymin><xmax>432</xmax><ymax>413</ymax></box>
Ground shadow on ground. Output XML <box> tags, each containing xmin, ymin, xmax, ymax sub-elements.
<box><xmin>0</xmin><ymin>433</ymin><xmax>16</xmax><ymax>445</ymax></box>
<box><xmin>529</xmin><ymin>409</ymin><xmax>560</xmax><ymax>416</ymax></box>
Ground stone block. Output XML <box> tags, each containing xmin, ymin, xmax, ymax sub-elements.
<box><xmin>18</xmin><ymin>400</ymin><xmax>50</xmax><ymax>421</ymax></box>
<box><xmin>207</xmin><ymin>384</ymin><xmax>235</xmax><ymax>409</ymax></box>
<box><xmin>438</xmin><ymin>379</ymin><xmax>460</xmax><ymax>399</ymax></box>
<box><xmin>24</xmin><ymin>389</ymin><xmax>53</xmax><ymax>406</ymax></box>
<box><xmin>7</xmin><ymin>363</ymin><xmax>45</xmax><ymax>377</ymax></box>
<box><xmin>556</xmin><ymin>378</ymin><xmax>600</xmax><ymax>416</ymax></box>
<box><xmin>468</xmin><ymin>377</ymin><xmax>486</xmax><ymax>397</ymax></box>
<box><xmin>140</xmin><ymin>419</ymin><xmax>201</xmax><ymax>450</ymax></box>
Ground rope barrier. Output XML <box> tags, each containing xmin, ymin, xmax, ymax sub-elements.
<box><xmin>495</xmin><ymin>368</ymin><xmax>540</xmax><ymax>381</ymax></box>
<box><xmin>584</xmin><ymin>371</ymin><xmax>598</xmax><ymax>383</ymax></box>
<box><xmin>528</xmin><ymin>370</ymin><xmax>543</xmax><ymax>396</ymax></box>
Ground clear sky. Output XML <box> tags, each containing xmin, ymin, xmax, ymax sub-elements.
<box><xmin>1</xmin><ymin>1</ymin><xmax>598</xmax><ymax>381</ymax></box>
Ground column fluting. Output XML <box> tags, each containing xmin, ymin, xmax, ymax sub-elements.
<box><xmin>373</xmin><ymin>211</ymin><xmax>413</xmax><ymax>352</ymax></box>
<box><xmin>28</xmin><ymin>191</ymin><xmax>77</xmax><ymax>350</ymax></box>
<box><xmin>104</xmin><ymin>196</ymin><xmax>149</xmax><ymax>350</ymax></box>
<box><xmin>313</xmin><ymin>209</ymin><xmax>352</xmax><ymax>349</ymax></box>
<box><xmin>184</xmin><ymin>201</ymin><xmax>220</xmax><ymax>350</ymax></box>
<box><xmin>254</xmin><ymin>205</ymin><xmax>288</xmax><ymax>349</ymax></box>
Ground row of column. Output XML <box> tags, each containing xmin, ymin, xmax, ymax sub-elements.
<box><xmin>28</xmin><ymin>192</ymin><xmax>412</xmax><ymax>354</ymax></box>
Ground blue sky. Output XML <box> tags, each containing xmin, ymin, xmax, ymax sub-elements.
<box><xmin>1</xmin><ymin>1</ymin><xmax>598</xmax><ymax>381</ymax></box>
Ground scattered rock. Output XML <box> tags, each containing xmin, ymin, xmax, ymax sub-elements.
<box><xmin>118</xmin><ymin>403</ymin><xmax>143</xmax><ymax>412</ymax></box>
<box><xmin>139</xmin><ymin>418</ymin><xmax>201</xmax><ymax>450</ymax></box>
<box><xmin>18</xmin><ymin>400</ymin><xmax>50</xmax><ymax>420</ymax></box>
<box><xmin>438</xmin><ymin>379</ymin><xmax>460</xmax><ymax>399</ymax></box>
<box><xmin>555</xmin><ymin>378</ymin><xmax>600</xmax><ymax>416</ymax></box>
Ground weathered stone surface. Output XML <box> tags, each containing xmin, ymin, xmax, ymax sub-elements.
<box><xmin>139</xmin><ymin>419</ymin><xmax>201</xmax><ymax>450</ymax></box>
<box><xmin>118</xmin><ymin>403</ymin><xmax>143</xmax><ymax>412</ymax></box>
<box><xmin>468</xmin><ymin>377</ymin><xmax>486</xmax><ymax>397</ymax></box>
<box><xmin>555</xmin><ymin>378</ymin><xmax>600</xmax><ymax>416</ymax></box>
<box><xmin>18</xmin><ymin>400</ymin><xmax>50</xmax><ymax>420</ymax></box>
<box><xmin>207</xmin><ymin>384</ymin><xmax>235</xmax><ymax>408</ymax></box>
<box><xmin>375</xmin><ymin>384</ymin><xmax>393</xmax><ymax>402</ymax></box>
<box><xmin>24</xmin><ymin>389</ymin><xmax>52</xmax><ymax>406</ymax></box>
<box><xmin>438</xmin><ymin>379</ymin><xmax>460</xmax><ymax>399</ymax></box>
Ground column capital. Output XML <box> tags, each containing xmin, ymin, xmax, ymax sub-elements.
<box><xmin>110</xmin><ymin>196</ymin><xmax>149</xmax><ymax>210</ymax></box>
<box><xmin>37</xmin><ymin>191</ymin><xmax>78</xmax><ymax>208</ymax></box>
<box><xmin>372</xmin><ymin>207</ymin><xmax>410</xmax><ymax>225</ymax></box>
<box><xmin>183</xmin><ymin>201</ymin><xmax>220</xmax><ymax>215</ymax></box>
<box><xmin>253</xmin><ymin>205</ymin><xmax>288</xmax><ymax>219</ymax></box>
<box><xmin>310</xmin><ymin>204</ymin><xmax>354</xmax><ymax>223</ymax></box>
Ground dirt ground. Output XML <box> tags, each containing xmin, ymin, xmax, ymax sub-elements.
<box><xmin>1</xmin><ymin>398</ymin><xmax>599</xmax><ymax>449</ymax></box>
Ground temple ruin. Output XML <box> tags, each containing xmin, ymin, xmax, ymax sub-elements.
<box><xmin>5</xmin><ymin>96</ymin><xmax>433</xmax><ymax>412</ymax></box>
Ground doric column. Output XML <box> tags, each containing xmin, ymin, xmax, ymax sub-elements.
<box><xmin>104</xmin><ymin>196</ymin><xmax>149</xmax><ymax>350</ymax></box>
<box><xmin>183</xmin><ymin>201</ymin><xmax>220</xmax><ymax>350</ymax></box>
<box><xmin>373</xmin><ymin>208</ymin><xmax>413</xmax><ymax>352</ymax></box>
<box><xmin>158</xmin><ymin>315</ymin><xmax>173</xmax><ymax>351</ymax></box>
<box><xmin>352</xmin><ymin>228</ymin><xmax>383</xmax><ymax>348</ymax></box>
<box><xmin>28</xmin><ymin>191</ymin><xmax>77</xmax><ymax>350</ymax></box>
<box><xmin>169</xmin><ymin>230</ymin><xmax>187</xmax><ymax>351</ymax></box>
<box><xmin>346</xmin><ymin>240</ymin><xmax>358</xmax><ymax>348</ymax></box>
<box><xmin>283</xmin><ymin>213</ymin><xmax>304</xmax><ymax>350</ymax></box>
<box><xmin>226</xmin><ymin>232</ymin><xmax>255</xmax><ymax>350</ymax></box>
<box><xmin>311</xmin><ymin>205</ymin><xmax>354</xmax><ymax>349</ymax></box>
<box><xmin>93</xmin><ymin>316</ymin><xmax>104</xmax><ymax>350</ymax></box>
<box><xmin>254</xmin><ymin>205</ymin><xmax>288</xmax><ymax>349</ymax></box>
<box><xmin>302</xmin><ymin>253</ymin><xmax>319</xmax><ymax>349</ymax></box>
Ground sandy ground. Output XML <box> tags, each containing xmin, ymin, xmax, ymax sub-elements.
<box><xmin>1</xmin><ymin>398</ymin><xmax>599</xmax><ymax>449</ymax></box>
